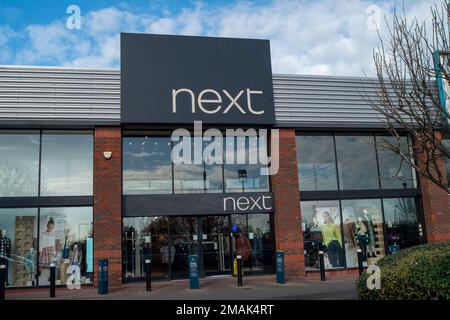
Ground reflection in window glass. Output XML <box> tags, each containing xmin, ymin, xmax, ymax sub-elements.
<box><xmin>335</xmin><ymin>135</ymin><xmax>379</xmax><ymax>190</ymax></box>
<box><xmin>122</xmin><ymin>216</ymin><xmax>169</xmax><ymax>279</ymax></box>
<box><xmin>383</xmin><ymin>198</ymin><xmax>422</xmax><ymax>253</ymax></box>
<box><xmin>443</xmin><ymin>139</ymin><xmax>450</xmax><ymax>186</ymax></box>
<box><xmin>224</xmin><ymin>136</ymin><xmax>269</xmax><ymax>192</ymax></box>
<box><xmin>0</xmin><ymin>131</ymin><xmax>40</xmax><ymax>196</ymax></box>
<box><xmin>40</xmin><ymin>131</ymin><xmax>93</xmax><ymax>196</ymax></box>
<box><xmin>300</xmin><ymin>201</ymin><xmax>344</xmax><ymax>270</ymax></box>
<box><xmin>201</xmin><ymin>216</ymin><xmax>231</xmax><ymax>274</ymax></box>
<box><xmin>341</xmin><ymin>199</ymin><xmax>385</xmax><ymax>268</ymax></box>
<box><xmin>376</xmin><ymin>136</ymin><xmax>415</xmax><ymax>189</ymax></box>
<box><xmin>173</xmin><ymin>138</ymin><xmax>223</xmax><ymax>194</ymax></box>
<box><xmin>38</xmin><ymin>207</ymin><xmax>93</xmax><ymax>286</ymax></box>
<box><xmin>0</xmin><ymin>208</ymin><xmax>38</xmax><ymax>287</ymax></box>
<box><xmin>170</xmin><ymin>216</ymin><xmax>199</xmax><ymax>278</ymax></box>
<box><xmin>123</xmin><ymin>137</ymin><xmax>173</xmax><ymax>194</ymax></box>
<box><xmin>231</xmin><ymin>213</ymin><xmax>275</xmax><ymax>273</ymax></box>
<box><xmin>246</xmin><ymin>214</ymin><xmax>275</xmax><ymax>273</ymax></box>
<box><xmin>296</xmin><ymin>136</ymin><xmax>338</xmax><ymax>191</ymax></box>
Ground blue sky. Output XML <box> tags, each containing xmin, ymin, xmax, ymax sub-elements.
<box><xmin>0</xmin><ymin>0</ymin><xmax>439</xmax><ymax>75</ymax></box>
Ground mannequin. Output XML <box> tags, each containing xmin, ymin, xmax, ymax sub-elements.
<box><xmin>355</xmin><ymin>216</ymin><xmax>368</xmax><ymax>261</ymax></box>
<box><xmin>39</xmin><ymin>217</ymin><xmax>56</xmax><ymax>276</ymax></box>
<box><xmin>69</xmin><ymin>243</ymin><xmax>83</xmax><ymax>267</ymax></box>
<box><xmin>362</xmin><ymin>209</ymin><xmax>377</xmax><ymax>258</ymax></box>
<box><xmin>252</xmin><ymin>228</ymin><xmax>263</xmax><ymax>260</ymax></box>
<box><xmin>320</xmin><ymin>211</ymin><xmax>343</xmax><ymax>268</ymax></box>
<box><xmin>0</xmin><ymin>229</ymin><xmax>11</xmax><ymax>286</ymax></box>
<box><xmin>24</xmin><ymin>247</ymin><xmax>37</xmax><ymax>285</ymax></box>
<box><xmin>160</xmin><ymin>242</ymin><xmax>175</xmax><ymax>264</ymax></box>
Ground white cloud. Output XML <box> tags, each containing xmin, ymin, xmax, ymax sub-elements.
<box><xmin>2</xmin><ymin>0</ymin><xmax>441</xmax><ymax>75</ymax></box>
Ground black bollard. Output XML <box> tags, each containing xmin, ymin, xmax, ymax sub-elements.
<box><xmin>318</xmin><ymin>250</ymin><xmax>326</xmax><ymax>281</ymax></box>
<box><xmin>0</xmin><ymin>264</ymin><xmax>6</xmax><ymax>301</ymax></box>
<box><xmin>237</xmin><ymin>255</ymin><xmax>243</xmax><ymax>287</ymax></box>
<box><xmin>50</xmin><ymin>263</ymin><xmax>56</xmax><ymax>298</ymax></box>
<box><xmin>145</xmin><ymin>259</ymin><xmax>152</xmax><ymax>292</ymax></box>
<box><xmin>357</xmin><ymin>249</ymin><xmax>364</xmax><ymax>275</ymax></box>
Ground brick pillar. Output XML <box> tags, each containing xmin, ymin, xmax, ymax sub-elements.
<box><xmin>271</xmin><ymin>128</ymin><xmax>305</xmax><ymax>279</ymax></box>
<box><xmin>418</xmin><ymin>131</ymin><xmax>450</xmax><ymax>242</ymax></box>
<box><xmin>93</xmin><ymin>127</ymin><xmax>122</xmax><ymax>287</ymax></box>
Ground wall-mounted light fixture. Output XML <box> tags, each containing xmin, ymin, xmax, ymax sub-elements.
<box><xmin>103</xmin><ymin>151</ymin><xmax>112</xmax><ymax>160</ymax></box>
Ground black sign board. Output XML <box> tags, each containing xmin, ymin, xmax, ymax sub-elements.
<box><xmin>122</xmin><ymin>192</ymin><xmax>274</xmax><ymax>217</ymax></box>
<box><xmin>121</xmin><ymin>33</ymin><xmax>275</xmax><ymax>125</ymax></box>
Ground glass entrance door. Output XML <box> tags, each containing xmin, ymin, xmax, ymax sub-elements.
<box><xmin>170</xmin><ymin>216</ymin><xmax>199</xmax><ymax>279</ymax></box>
<box><xmin>200</xmin><ymin>216</ymin><xmax>231</xmax><ymax>275</ymax></box>
<box><xmin>122</xmin><ymin>213</ymin><xmax>275</xmax><ymax>281</ymax></box>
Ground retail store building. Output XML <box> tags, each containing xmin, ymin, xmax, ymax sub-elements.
<box><xmin>0</xmin><ymin>34</ymin><xmax>449</xmax><ymax>289</ymax></box>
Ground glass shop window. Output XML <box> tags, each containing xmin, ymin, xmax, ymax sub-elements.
<box><xmin>376</xmin><ymin>136</ymin><xmax>416</xmax><ymax>189</ymax></box>
<box><xmin>382</xmin><ymin>198</ymin><xmax>422</xmax><ymax>253</ymax></box>
<box><xmin>0</xmin><ymin>208</ymin><xmax>38</xmax><ymax>287</ymax></box>
<box><xmin>173</xmin><ymin>137</ymin><xmax>223</xmax><ymax>194</ymax></box>
<box><xmin>123</xmin><ymin>137</ymin><xmax>173</xmax><ymax>194</ymax></box>
<box><xmin>38</xmin><ymin>207</ymin><xmax>93</xmax><ymax>286</ymax></box>
<box><xmin>443</xmin><ymin>139</ymin><xmax>450</xmax><ymax>188</ymax></box>
<box><xmin>224</xmin><ymin>135</ymin><xmax>269</xmax><ymax>193</ymax></box>
<box><xmin>296</xmin><ymin>135</ymin><xmax>338</xmax><ymax>191</ymax></box>
<box><xmin>300</xmin><ymin>201</ymin><xmax>344</xmax><ymax>270</ymax></box>
<box><xmin>0</xmin><ymin>131</ymin><xmax>40</xmax><ymax>197</ymax></box>
<box><xmin>335</xmin><ymin>135</ymin><xmax>379</xmax><ymax>190</ymax></box>
<box><xmin>40</xmin><ymin>131</ymin><xmax>93</xmax><ymax>196</ymax></box>
<box><xmin>341</xmin><ymin>199</ymin><xmax>385</xmax><ymax>268</ymax></box>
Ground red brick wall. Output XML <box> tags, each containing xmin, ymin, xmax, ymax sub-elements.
<box><xmin>93</xmin><ymin>127</ymin><xmax>122</xmax><ymax>287</ymax></box>
<box><xmin>418</xmin><ymin>131</ymin><xmax>450</xmax><ymax>242</ymax></box>
<box><xmin>271</xmin><ymin>128</ymin><xmax>305</xmax><ymax>278</ymax></box>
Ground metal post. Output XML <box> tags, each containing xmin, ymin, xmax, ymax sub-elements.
<box><xmin>237</xmin><ymin>255</ymin><xmax>243</xmax><ymax>287</ymax></box>
<box><xmin>50</xmin><ymin>263</ymin><xmax>56</xmax><ymax>298</ymax></box>
<box><xmin>318</xmin><ymin>250</ymin><xmax>326</xmax><ymax>281</ymax></box>
<box><xmin>145</xmin><ymin>259</ymin><xmax>151</xmax><ymax>292</ymax></box>
<box><xmin>0</xmin><ymin>264</ymin><xmax>6</xmax><ymax>301</ymax></box>
<box><xmin>276</xmin><ymin>251</ymin><xmax>285</xmax><ymax>284</ymax></box>
<box><xmin>357</xmin><ymin>249</ymin><xmax>364</xmax><ymax>275</ymax></box>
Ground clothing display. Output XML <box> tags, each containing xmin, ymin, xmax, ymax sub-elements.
<box><xmin>364</xmin><ymin>213</ymin><xmax>377</xmax><ymax>257</ymax></box>
<box><xmin>24</xmin><ymin>249</ymin><xmax>37</xmax><ymax>274</ymax></box>
<box><xmin>251</xmin><ymin>232</ymin><xmax>263</xmax><ymax>259</ymax></box>
<box><xmin>39</xmin><ymin>229</ymin><xmax>56</xmax><ymax>266</ymax></box>
<box><xmin>235</xmin><ymin>235</ymin><xmax>252</xmax><ymax>260</ymax></box>
<box><xmin>0</xmin><ymin>231</ymin><xmax>11</xmax><ymax>286</ymax></box>
<box><xmin>160</xmin><ymin>244</ymin><xmax>175</xmax><ymax>264</ymax></box>
<box><xmin>69</xmin><ymin>246</ymin><xmax>83</xmax><ymax>266</ymax></box>
<box><xmin>355</xmin><ymin>226</ymin><xmax>369</xmax><ymax>262</ymax></box>
<box><xmin>343</xmin><ymin>218</ymin><xmax>357</xmax><ymax>247</ymax></box>
<box><xmin>320</xmin><ymin>223</ymin><xmax>343</xmax><ymax>268</ymax></box>
<box><xmin>0</xmin><ymin>233</ymin><xmax>11</xmax><ymax>258</ymax></box>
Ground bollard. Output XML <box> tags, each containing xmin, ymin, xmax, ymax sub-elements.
<box><xmin>0</xmin><ymin>264</ymin><xmax>6</xmax><ymax>301</ymax></box>
<box><xmin>98</xmin><ymin>259</ymin><xmax>109</xmax><ymax>295</ymax></box>
<box><xmin>50</xmin><ymin>263</ymin><xmax>56</xmax><ymax>298</ymax></box>
<box><xmin>237</xmin><ymin>255</ymin><xmax>243</xmax><ymax>287</ymax></box>
<box><xmin>145</xmin><ymin>259</ymin><xmax>152</xmax><ymax>292</ymax></box>
<box><xmin>276</xmin><ymin>251</ymin><xmax>285</xmax><ymax>284</ymax></box>
<box><xmin>318</xmin><ymin>250</ymin><xmax>326</xmax><ymax>281</ymax></box>
<box><xmin>357</xmin><ymin>249</ymin><xmax>364</xmax><ymax>275</ymax></box>
<box><xmin>189</xmin><ymin>255</ymin><xmax>199</xmax><ymax>289</ymax></box>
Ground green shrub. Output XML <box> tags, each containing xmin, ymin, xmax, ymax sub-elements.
<box><xmin>357</xmin><ymin>242</ymin><xmax>450</xmax><ymax>300</ymax></box>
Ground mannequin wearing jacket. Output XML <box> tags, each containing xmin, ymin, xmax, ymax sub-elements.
<box><xmin>0</xmin><ymin>229</ymin><xmax>11</xmax><ymax>286</ymax></box>
<box><xmin>320</xmin><ymin>212</ymin><xmax>343</xmax><ymax>268</ymax></box>
<box><xmin>235</xmin><ymin>233</ymin><xmax>252</xmax><ymax>262</ymax></box>
<box><xmin>355</xmin><ymin>216</ymin><xmax>369</xmax><ymax>261</ymax></box>
<box><xmin>363</xmin><ymin>209</ymin><xmax>377</xmax><ymax>257</ymax></box>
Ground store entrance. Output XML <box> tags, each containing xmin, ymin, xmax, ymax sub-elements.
<box><xmin>200</xmin><ymin>216</ymin><xmax>231</xmax><ymax>275</ymax></box>
<box><xmin>122</xmin><ymin>213</ymin><xmax>275</xmax><ymax>281</ymax></box>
